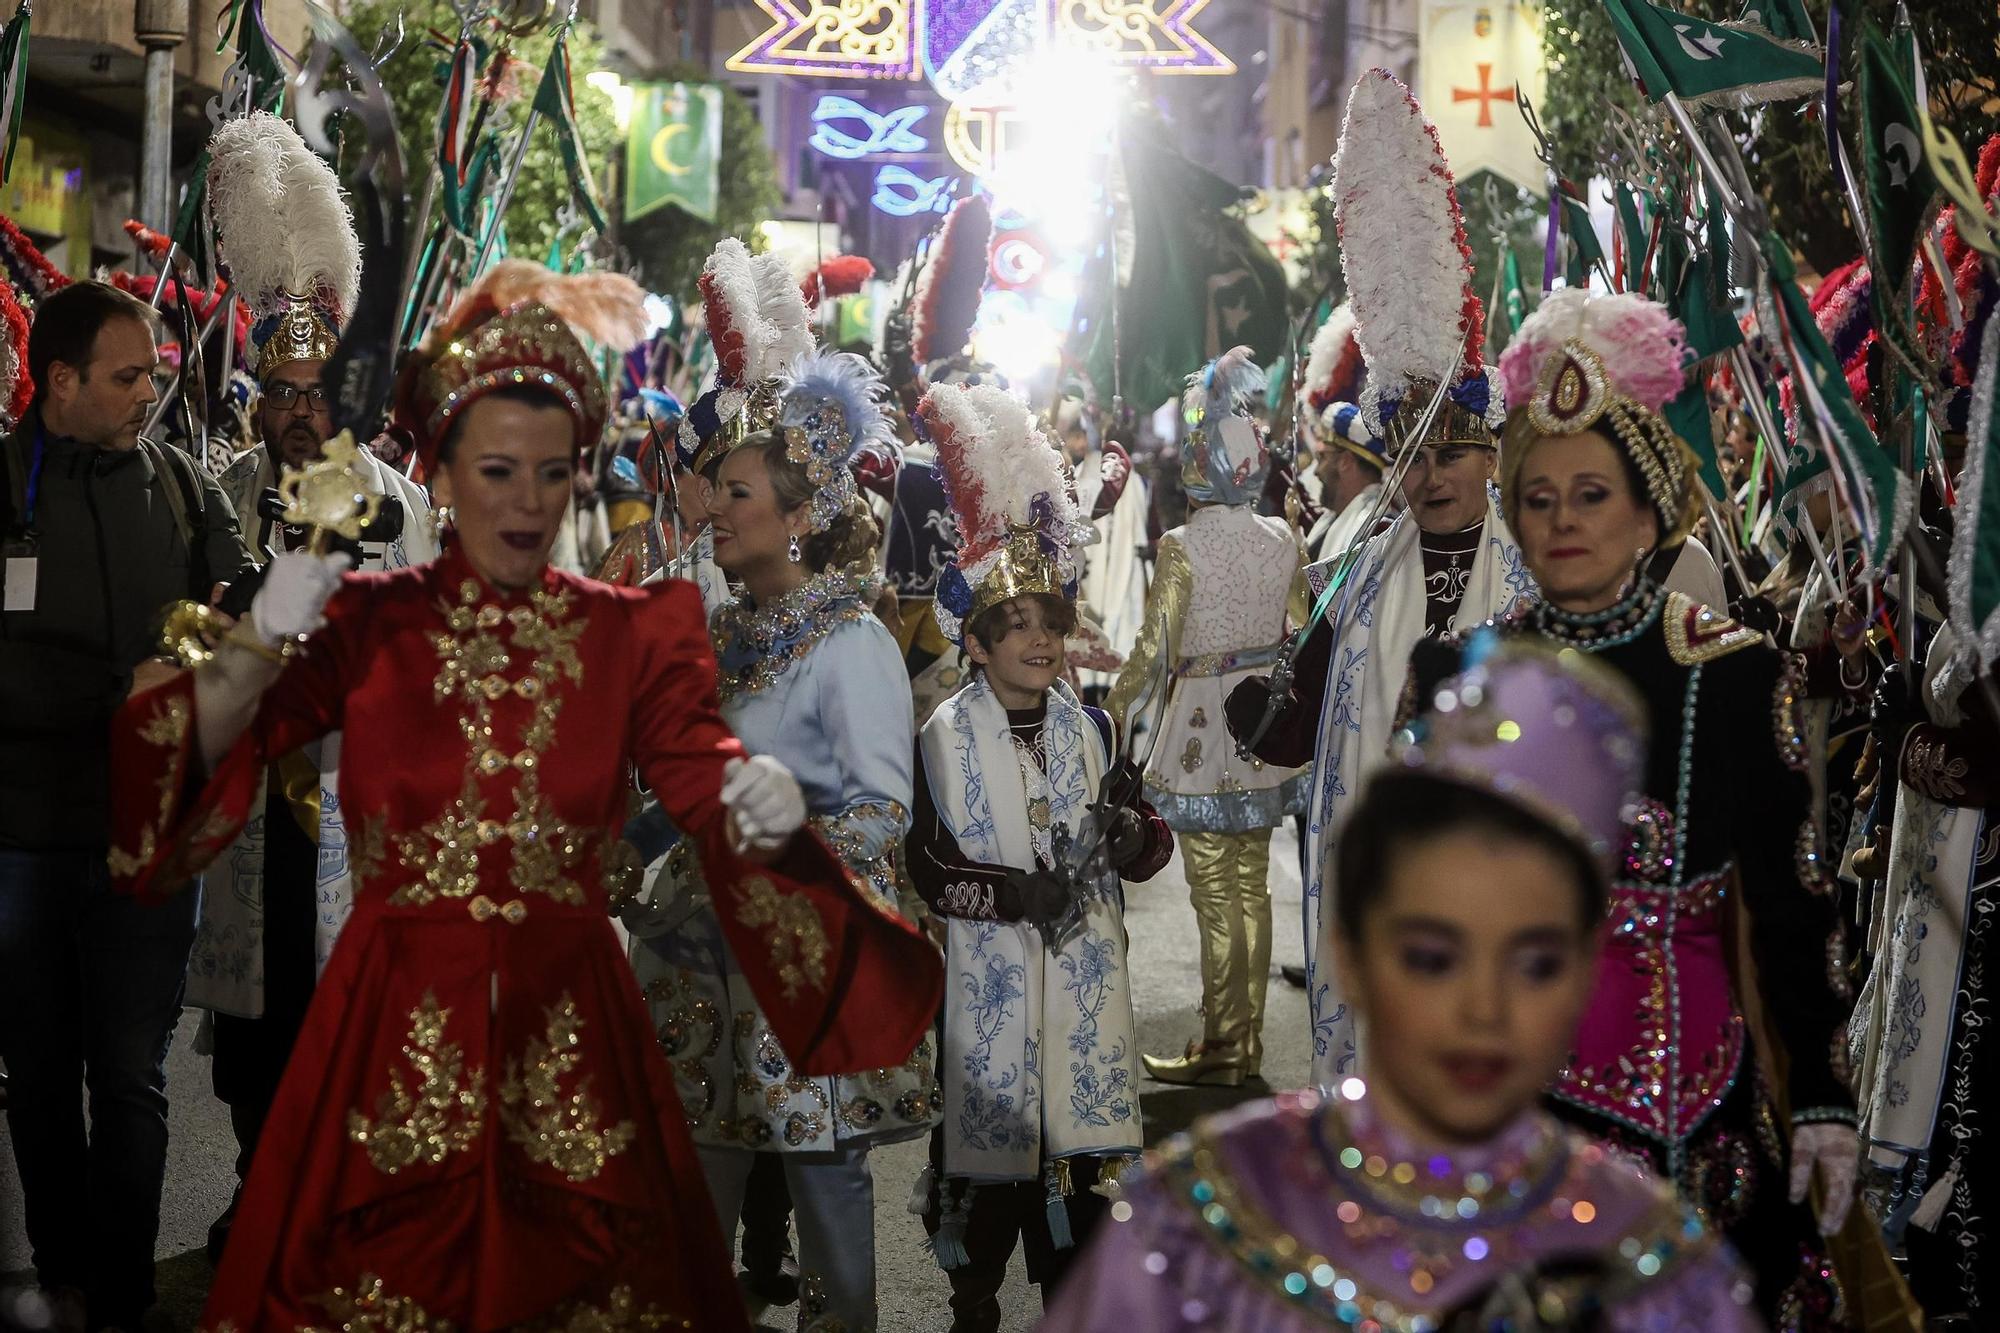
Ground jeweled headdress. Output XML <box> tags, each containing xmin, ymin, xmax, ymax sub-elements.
<box><xmin>1180</xmin><ymin>345</ymin><xmax>1270</xmax><ymax>506</ymax></box>
<box><xmin>678</xmin><ymin>237</ymin><xmax>814</xmax><ymax>475</ymax></box>
<box><xmin>772</xmin><ymin>349</ymin><xmax>900</xmax><ymax>532</ymax></box>
<box><xmin>925</xmin><ymin>381</ymin><xmax>1094</xmax><ymax>644</ymax></box>
<box><xmin>1333</xmin><ymin>69</ymin><xmax>1506</xmax><ymax>450</ymax></box>
<box><xmin>1497</xmin><ymin>288</ymin><xmax>1699</xmax><ymax>544</ymax></box>
<box><xmin>393</xmin><ymin>259</ymin><xmax>648</xmax><ymax>471</ymax></box>
<box><xmin>206</xmin><ymin>111</ymin><xmax>361</xmax><ymax>382</ymax></box>
<box><xmin>1397</xmin><ymin>637</ymin><xmax>1648</xmax><ymax>867</ymax></box>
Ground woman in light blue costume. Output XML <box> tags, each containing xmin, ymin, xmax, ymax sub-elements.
<box><xmin>633</xmin><ymin>348</ymin><xmax>940</xmax><ymax>1331</ymax></box>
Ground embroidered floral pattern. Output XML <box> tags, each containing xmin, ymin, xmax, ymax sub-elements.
<box><xmin>346</xmin><ymin>992</ymin><xmax>488</xmax><ymax>1175</ymax></box>
<box><xmin>391</xmin><ymin>580</ymin><xmax>592</xmax><ymax>908</ymax></box>
<box><xmin>499</xmin><ymin>993</ymin><xmax>636</xmax><ymax>1183</ymax></box>
<box><xmin>735</xmin><ymin>874</ymin><xmax>830</xmax><ymax>999</ymax></box>
<box><xmin>302</xmin><ymin>1275</ymin><xmax>452</xmax><ymax>1333</ymax></box>
<box><xmin>108</xmin><ymin>694</ymin><xmax>193</xmax><ymax>878</ymax></box>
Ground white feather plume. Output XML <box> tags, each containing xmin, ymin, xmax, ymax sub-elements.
<box><xmin>749</xmin><ymin>250</ymin><xmax>815</xmax><ymax>382</ymax></box>
<box><xmin>1304</xmin><ymin>302</ymin><xmax>1356</xmax><ymax>404</ymax></box>
<box><xmin>207</xmin><ymin>111</ymin><xmax>360</xmax><ymax>322</ymax></box>
<box><xmin>923</xmin><ymin>382</ymin><xmax>1088</xmax><ymax>583</ymax></box>
<box><xmin>1333</xmin><ymin>69</ymin><xmax>1481</xmax><ymax>414</ymax></box>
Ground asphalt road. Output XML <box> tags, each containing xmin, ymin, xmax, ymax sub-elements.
<box><xmin>2</xmin><ymin>824</ymin><xmax>1311</xmax><ymax>1331</ymax></box>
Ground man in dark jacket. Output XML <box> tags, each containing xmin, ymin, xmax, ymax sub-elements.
<box><xmin>0</xmin><ymin>280</ymin><xmax>253</xmax><ymax>1329</ymax></box>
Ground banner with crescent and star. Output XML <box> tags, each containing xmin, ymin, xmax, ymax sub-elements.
<box><xmin>1417</xmin><ymin>0</ymin><xmax>1545</xmax><ymax>195</ymax></box>
<box><xmin>626</xmin><ymin>82</ymin><xmax>723</xmax><ymax>223</ymax></box>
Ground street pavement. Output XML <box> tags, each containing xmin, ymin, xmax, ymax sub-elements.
<box><xmin>2</xmin><ymin>824</ymin><xmax>1311</xmax><ymax>1332</ymax></box>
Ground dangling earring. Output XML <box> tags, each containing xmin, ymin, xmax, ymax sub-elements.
<box><xmin>787</xmin><ymin>532</ymin><xmax>802</xmax><ymax>564</ymax></box>
<box><xmin>433</xmin><ymin>505</ymin><xmax>454</xmax><ymax>541</ymax></box>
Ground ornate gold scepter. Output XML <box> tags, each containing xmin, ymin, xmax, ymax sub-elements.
<box><xmin>160</xmin><ymin>431</ymin><xmax>381</xmax><ymax>667</ymax></box>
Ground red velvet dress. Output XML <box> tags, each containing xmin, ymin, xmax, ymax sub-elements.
<box><xmin>108</xmin><ymin>548</ymin><xmax>943</xmax><ymax>1331</ymax></box>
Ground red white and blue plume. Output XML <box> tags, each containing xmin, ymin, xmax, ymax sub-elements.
<box><xmin>1333</xmin><ymin>69</ymin><xmax>1504</xmax><ymax>443</ymax></box>
<box><xmin>923</xmin><ymin>380</ymin><xmax>1092</xmax><ymax>644</ymax></box>
<box><xmin>914</xmin><ymin>194</ymin><xmax>993</xmax><ymax>369</ymax></box>
<box><xmin>775</xmin><ymin>348</ymin><xmax>900</xmax><ymax>532</ymax></box>
<box><xmin>680</xmin><ymin>236</ymin><xmax>815</xmax><ymax>466</ymax></box>
<box><xmin>1304</xmin><ymin>301</ymin><xmax>1365</xmax><ymax>414</ymax></box>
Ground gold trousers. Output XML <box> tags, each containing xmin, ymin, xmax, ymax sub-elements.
<box><xmin>1179</xmin><ymin>829</ymin><xmax>1273</xmax><ymax>1069</ymax></box>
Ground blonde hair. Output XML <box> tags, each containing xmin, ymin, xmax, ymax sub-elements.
<box><xmin>742</xmin><ymin>430</ymin><xmax>882</xmax><ymax>571</ymax></box>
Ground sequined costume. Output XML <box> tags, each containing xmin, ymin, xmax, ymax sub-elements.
<box><xmin>1850</xmin><ymin>623</ymin><xmax>1998</xmax><ymax>1320</ymax></box>
<box><xmin>632</xmin><ymin>562</ymin><xmax>938</xmax><ymax>1328</ymax></box>
<box><xmin>1409</xmin><ymin>585</ymin><xmax>1859</xmax><ymax>1326</ymax></box>
<box><xmin>106</xmin><ymin>550</ymin><xmax>940</xmax><ymax>1330</ymax></box>
<box><xmin>1041</xmin><ymin>1086</ymin><xmax>1758</xmax><ymax>1332</ymax></box>
<box><xmin>1104</xmin><ymin>350</ymin><xmax>1307</xmax><ymax>1088</ymax></box>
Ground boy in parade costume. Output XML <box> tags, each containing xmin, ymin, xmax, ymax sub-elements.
<box><xmin>905</xmin><ymin>380</ymin><xmax>1171</xmax><ymax>1332</ymax></box>
<box><xmin>1106</xmin><ymin>347</ymin><xmax>1307</xmax><ymax>1088</ymax></box>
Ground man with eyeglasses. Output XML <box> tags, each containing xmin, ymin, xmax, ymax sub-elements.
<box><xmin>201</xmin><ymin>143</ymin><xmax>436</xmax><ymax>1266</ymax></box>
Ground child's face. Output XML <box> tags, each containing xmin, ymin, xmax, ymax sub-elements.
<box><xmin>966</xmin><ymin>596</ymin><xmax>1069</xmax><ymax>700</ymax></box>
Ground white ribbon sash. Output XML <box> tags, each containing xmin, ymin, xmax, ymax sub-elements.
<box><xmin>921</xmin><ymin>675</ymin><xmax>1143</xmax><ymax>1180</ymax></box>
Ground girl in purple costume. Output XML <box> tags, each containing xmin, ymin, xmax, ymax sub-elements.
<box><xmin>1043</xmin><ymin>643</ymin><xmax>1759</xmax><ymax>1331</ymax></box>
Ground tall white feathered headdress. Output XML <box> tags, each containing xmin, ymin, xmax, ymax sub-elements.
<box><xmin>206</xmin><ymin>111</ymin><xmax>361</xmax><ymax>381</ymax></box>
<box><xmin>923</xmin><ymin>381</ymin><xmax>1093</xmax><ymax>644</ymax></box>
<box><xmin>678</xmin><ymin>236</ymin><xmax>816</xmax><ymax>472</ymax></box>
<box><xmin>1333</xmin><ymin>69</ymin><xmax>1505</xmax><ymax>447</ymax></box>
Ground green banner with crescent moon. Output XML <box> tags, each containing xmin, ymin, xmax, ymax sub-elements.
<box><xmin>626</xmin><ymin>82</ymin><xmax>722</xmax><ymax>223</ymax></box>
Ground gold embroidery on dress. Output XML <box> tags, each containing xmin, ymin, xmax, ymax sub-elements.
<box><xmin>108</xmin><ymin>695</ymin><xmax>193</xmax><ymax>877</ymax></box>
<box><xmin>391</xmin><ymin>582</ymin><xmax>592</xmax><ymax>907</ymax></box>
<box><xmin>519</xmin><ymin>1285</ymin><xmax>686</xmax><ymax>1332</ymax></box>
<box><xmin>346</xmin><ymin>992</ymin><xmax>488</xmax><ymax>1175</ymax></box>
<box><xmin>735</xmin><ymin>875</ymin><xmax>830</xmax><ymax>999</ymax></box>
<box><xmin>302</xmin><ymin>1274</ymin><xmax>454</xmax><ymax>1333</ymax></box>
<box><xmin>349</xmin><ymin>813</ymin><xmax>389</xmax><ymax>888</ymax></box>
<box><xmin>499</xmin><ymin>993</ymin><xmax>637</xmax><ymax>1183</ymax></box>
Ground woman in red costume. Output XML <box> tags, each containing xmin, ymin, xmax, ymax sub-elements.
<box><xmin>106</xmin><ymin>261</ymin><xmax>942</xmax><ymax>1329</ymax></box>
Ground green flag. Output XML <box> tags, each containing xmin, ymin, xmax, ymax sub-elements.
<box><xmin>1761</xmin><ymin>233</ymin><xmax>1913</xmax><ymax>572</ymax></box>
<box><xmin>532</xmin><ymin>30</ymin><xmax>608</xmax><ymax>235</ymax></box>
<box><xmin>1949</xmin><ymin>311</ymin><xmax>2000</xmax><ymax>670</ymax></box>
<box><xmin>626</xmin><ymin>82</ymin><xmax>722</xmax><ymax>224</ymax></box>
<box><xmin>1072</xmin><ymin>119</ymin><xmax>1288</xmax><ymax>413</ymax></box>
<box><xmin>1561</xmin><ymin>187</ymin><xmax>1603</xmax><ymax>288</ymax></box>
<box><xmin>1602</xmin><ymin>0</ymin><xmax>1824</xmax><ymax>108</ymax></box>
<box><xmin>1734</xmin><ymin>0</ymin><xmax>1816</xmax><ymax>45</ymax></box>
<box><xmin>1857</xmin><ymin>16</ymin><xmax>1938</xmax><ymax>331</ymax></box>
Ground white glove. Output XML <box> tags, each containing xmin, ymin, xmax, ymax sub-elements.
<box><xmin>721</xmin><ymin>755</ymin><xmax>806</xmax><ymax>851</ymax></box>
<box><xmin>250</xmin><ymin>550</ymin><xmax>353</xmax><ymax>646</ymax></box>
<box><xmin>1789</xmin><ymin>1121</ymin><xmax>1860</xmax><ymax>1235</ymax></box>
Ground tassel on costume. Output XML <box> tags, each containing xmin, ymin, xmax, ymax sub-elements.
<box><xmin>927</xmin><ymin>1181</ymin><xmax>973</xmax><ymax>1271</ymax></box>
<box><xmin>1044</xmin><ymin>1159</ymin><xmax>1076</xmax><ymax>1251</ymax></box>
<box><xmin>1909</xmin><ymin>1162</ymin><xmax>1959</xmax><ymax>1232</ymax></box>
<box><xmin>1090</xmin><ymin>1153</ymin><xmax>1137</xmax><ymax>1199</ymax></box>
<box><xmin>908</xmin><ymin>1163</ymin><xmax>935</xmax><ymax>1217</ymax></box>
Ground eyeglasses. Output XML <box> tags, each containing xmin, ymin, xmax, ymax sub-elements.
<box><xmin>263</xmin><ymin>382</ymin><xmax>330</xmax><ymax>411</ymax></box>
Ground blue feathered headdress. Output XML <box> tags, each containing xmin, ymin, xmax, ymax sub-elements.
<box><xmin>1181</xmin><ymin>346</ymin><xmax>1270</xmax><ymax>506</ymax></box>
<box><xmin>776</xmin><ymin>349</ymin><xmax>900</xmax><ymax>532</ymax></box>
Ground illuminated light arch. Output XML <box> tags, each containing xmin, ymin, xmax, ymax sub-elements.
<box><xmin>726</xmin><ymin>0</ymin><xmax>918</xmax><ymax>78</ymax></box>
<box><xmin>727</xmin><ymin>0</ymin><xmax>1231</xmax><ymax>80</ymax></box>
